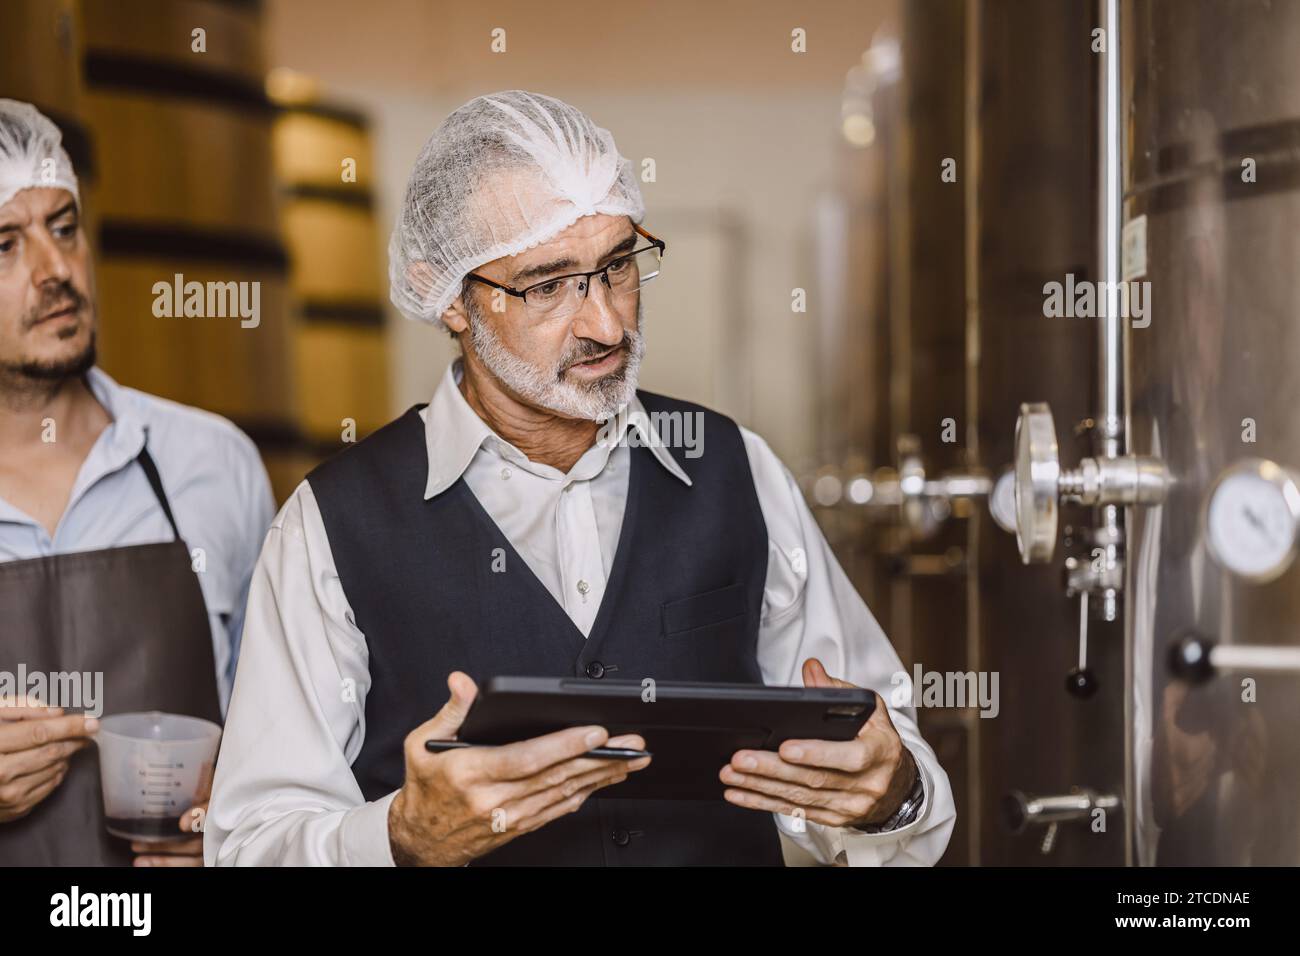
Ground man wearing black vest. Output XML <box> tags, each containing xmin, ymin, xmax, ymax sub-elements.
<box><xmin>207</xmin><ymin>91</ymin><xmax>955</xmax><ymax>866</ymax></box>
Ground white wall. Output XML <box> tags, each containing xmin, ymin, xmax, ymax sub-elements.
<box><xmin>266</xmin><ymin>0</ymin><xmax>893</xmax><ymax>474</ymax></box>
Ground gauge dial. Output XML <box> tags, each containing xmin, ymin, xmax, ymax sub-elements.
<box><xmin>989</xmin><ymin>468</ymin><xmax>1017</xmax><ymax>534</ymax></box>
<box><xmin>1205</xmin><ymin>459</ymin><xmax>1300</xmax><ymax>582</ymax></box>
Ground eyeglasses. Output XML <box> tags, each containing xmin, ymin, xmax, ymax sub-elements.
<box><xmin>464</xmin><ymin>223</ymin><xmax>665</xmax><ymax>322</ymax></box>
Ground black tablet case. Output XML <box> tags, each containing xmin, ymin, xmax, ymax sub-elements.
<box><xmin>453</xmin><ymin>676</ymin><xmax>876</xmax><ymax>800</ymax></box>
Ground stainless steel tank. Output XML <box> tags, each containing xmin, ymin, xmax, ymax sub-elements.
<box><xmin>1124</xmin><ymin>0</ymin><xmax>1300</xmax><ymax>866</ymax></box>
<box><xmin>895</xmin><ymin>0</ymin><xmax>976</xmax><ymax>866</ymax></box>
<box><xmin>812</xmin><ymin>28</ymin><xmax>902</xmax><ymax>623</ymax></box>
<box><xmin>811</xmin><ymin>4</ymin><xmax>977</xmax><ymax>863</ymax></box>
<box><xmin>969</xmin><ymin>0</ymin><xmax>1125</xmax><ymax>866</ymax></box>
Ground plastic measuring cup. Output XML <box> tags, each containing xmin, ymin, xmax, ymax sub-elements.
<box><xmin>95</xmin><ymin>711</ymin><xmax>222</xmax><ymax>842</ymax></box>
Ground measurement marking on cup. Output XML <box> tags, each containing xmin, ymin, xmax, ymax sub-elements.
<box><xmin>100</xmin><ymin>713</ymin><xmax>221</xmax><ymax>844</ymax></box>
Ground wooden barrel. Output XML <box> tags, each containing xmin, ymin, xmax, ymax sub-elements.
<box><xmin>79</xmin><ymin>0</ymin><xmax>304</xmax><ymax>499</ymax></box>
<box><xmin>271</xmin><ymin>92</ymin><xmax>390</xmax><ymax>453</ymax></box>
<box><xmin>0</xmin><ymin>1</ymin><xmax>93</xmax><ymax>202</ymax></box>
<box><xmin>1</xmin><ymin>0</ymin><xmax>82</xmax><ymax>115</ymax></box>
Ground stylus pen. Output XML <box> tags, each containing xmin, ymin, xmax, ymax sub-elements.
<box><xmin>424</xmin><ymin>740</ymin><xmax>651</xmax><ymax>760</ymax></box>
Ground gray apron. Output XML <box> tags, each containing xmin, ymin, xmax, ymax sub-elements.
<box><xmin>0</xmin><ymin>446</ymin><xmax>222</xmax><ymax>865</ymax></box>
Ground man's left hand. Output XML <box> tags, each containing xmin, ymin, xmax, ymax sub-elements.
<box><xmin>720</xmin><ymin>658</ymin><xmax>917</xmax><ymax>829</ymax></box>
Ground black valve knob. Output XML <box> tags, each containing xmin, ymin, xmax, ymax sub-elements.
<box><xmin>1065</xmin><ymin>667</ymin><xmax>1098</xmax><ymax>698</ymax></box>
<box><xmin>1168</xmin><ymin>632</ymin><xmax>1215</xmax><ymax>684</ymax></box>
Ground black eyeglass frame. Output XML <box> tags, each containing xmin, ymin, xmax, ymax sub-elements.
<box><xmin>462</xmin><ymin>223</ymin><xmax>666</xmax><ymax>307</ymax></box>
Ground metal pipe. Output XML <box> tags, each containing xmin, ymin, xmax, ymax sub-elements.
<box><xmin>1099</xmin><ymin>0</ymin><xmax>1136</xmax><ymax>868</ymax></box>
<box><xmin>1170</xmin><ymin>635</ymin><xmax>1300</xmax><ymax>681</ymax></box>
<box><xmin>1099</xmin><ymin>0</ymin><xmax>1124</xmax><ymax>459</ymax></box>
<box><xmin>1212</xmin><ymin>645</ymin><xmax>1300</xmax><ymax>674</ymax></box>
<box><xmin>1095</xmin><ymin>0</ymin><xmax>1126</xmax><ymax>626</ymax></box>
<box><xmin>1002</xmin><ymin>789</ymin><xmax>1122</xmax><ymax>835</ymax></box>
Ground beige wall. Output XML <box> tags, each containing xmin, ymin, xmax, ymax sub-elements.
<box><xmin>266</xmin><ymin>0</ymin><xmax>893</xmax><ymax>472</ymax></box>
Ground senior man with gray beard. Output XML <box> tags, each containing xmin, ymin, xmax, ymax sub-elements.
<box><xmin>206</xmin><ymin>90</ymin><xmax>955</xmax><ymax>867</ymax></box>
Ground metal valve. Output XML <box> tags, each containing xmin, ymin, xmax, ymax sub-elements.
<box><xmin>817</xmin><ymin>435</ymin><xmax>992</xmax><ymax>541</ymax></box>
<box><xmin>1002</xmin><ymin>788</ymin><xmax>1121</xmax><ymax>854</ymax></box>
<box><xmin>896</xmin><ymin>437</ymin><xmax>991</xmax><ymax>539</ymax></box>
<box><xmin>1013</xmin><ymin>402</ymin><xmax>1170</xmax><ymax>564</ymax></box>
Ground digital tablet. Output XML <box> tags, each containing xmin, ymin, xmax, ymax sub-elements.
<box><xmin>450</xmin><ymin>676</ymin><xmax>876</xmax><ymax>800</ymax></box>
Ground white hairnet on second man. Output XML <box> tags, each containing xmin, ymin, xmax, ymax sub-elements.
<box><xmin>388</xmin><ymin>90</ymin><xmax>646</xmax><ymax>330</ymax></box>
<box><xmin>0</xmin><ymin>99</ymin><xmax>80</xmax><ymax>209</ymax></box>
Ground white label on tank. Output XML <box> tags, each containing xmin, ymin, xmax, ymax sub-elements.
<box><xmin>1122</xmin><ymin>214</ymin><xmax>1148</xmax><ymax>281</ymax></box>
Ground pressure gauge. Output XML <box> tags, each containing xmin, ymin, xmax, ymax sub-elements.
<box><xmin>1014</xmin><ymin>402</ymin><xmax>1061</xmax><ymax>563</ymax></box>
<box><xmin>1205</xmin><ymin>459</ymin><xmax>1300</xmax><ymax>583</ymax></box>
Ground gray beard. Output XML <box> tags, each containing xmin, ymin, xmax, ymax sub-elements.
<box><xmin>466</xmin><ymin>299</ymin><xmax>645</xmax><ymax>422</ymax></box>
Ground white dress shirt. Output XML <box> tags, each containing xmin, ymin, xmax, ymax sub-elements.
<box><xmin>207</xmin><ymin>359</ymin><xmax>956</xmax><ymax>866</ymax></box>
<box><xmin>0</xmin><ymin>367</ymin><xmax>275</xmax><ymax>714</ymax></box>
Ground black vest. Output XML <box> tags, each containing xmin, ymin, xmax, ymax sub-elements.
<box><xmin>308</xmin><ymin>390</ymin><xmax>784</xmax><ymax>866</ymax></box>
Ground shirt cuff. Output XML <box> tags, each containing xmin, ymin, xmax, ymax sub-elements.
<box><xmin>341</xmin><ymin>790</ymin><xmax>399</xmax><ymax>866</ymax></box>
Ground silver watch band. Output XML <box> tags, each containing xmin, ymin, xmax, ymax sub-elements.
<box><xmin>852</xmin><ymin>758</ymin><xmax>925</xmax><ymax>834</ymax></box>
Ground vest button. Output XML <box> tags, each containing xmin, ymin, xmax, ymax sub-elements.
<box><xmin>610</xmin><ymin>829</ymin><xmax>631</xmax><ymax>847</ymax></box>
<box><xmin>585</xmin><ymin>661</ymin><xmax>605</xmax><ymax>679</ymax></box>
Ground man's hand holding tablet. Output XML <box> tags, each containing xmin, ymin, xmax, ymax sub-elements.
<box><xmin>388</xmin><ymin>671</ymin><xmax>650</xmax><ymax>866</ymax></box>
<box><xmin>719</xmin><ymin>658</ymin><xmax>920</xmax><ymax>831</ymax></box>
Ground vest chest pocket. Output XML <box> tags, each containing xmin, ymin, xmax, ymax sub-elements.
<box><xmin>661</xmin><ymin>582</ymin><xmax>748</xmax><ymax>638</ymax></box>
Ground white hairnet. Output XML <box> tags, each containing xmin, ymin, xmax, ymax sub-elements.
<box><xmin>389</xmin><ymin>90</ymin><xmax>645</xmax><ymax>327</ymax></box>
<box><xmin>0</xmin><ymin>99</ymin><xmax>80</xmax><ymax>210</ymax></box>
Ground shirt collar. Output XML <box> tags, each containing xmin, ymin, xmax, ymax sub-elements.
<box><xmin>599</xmin><ymin>398</ymin><xmax>693</xmax><ymax>487</ymax></box>
<box><xmin>0</xmin><ymin>367</ymin><xmax>148</xmax><ymax>529</ymax></box>
<box><xmin>421</xmin><ymin>359</ymin><xmax>692</xmax><ymax>499</ymax></box>
<box><xmin>81</xmin><ymin>366</ymin><xmax>149</xmax><ymax>483</ymax></box>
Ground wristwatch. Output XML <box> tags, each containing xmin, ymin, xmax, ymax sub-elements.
<box><xmin>851</xmin><ymin>758</ymin><xmax>925</xmax><ymax>834</ymax></box>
